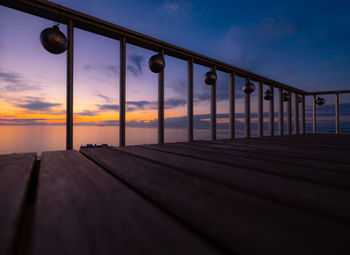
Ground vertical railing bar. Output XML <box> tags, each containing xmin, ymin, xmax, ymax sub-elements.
<box><xmin>294</xmin><ymin>92</ymin><xmax>299</xmax><ymax>135</ymax></box>
<box><xmin>187</xmin><ymin>58</ymin><xmax>194</xmax><ymax>142</ymax></box>
<box><xmin>287</xmin><ymin>91</ymin><xmax>292</xmax><ymax>135</ymax></box>
<box><xmin>336</xmin><ymin>93</ymin><xmax>339</xmax><ymax>134</ymax></box>
<box><xmin>278</xmin><ymin>87</ymin><xmax>283</xmax><ymax>136</ymax></box>
<box><xmin>245</xmin><ymin>77</ymin><xmax>251</xmax><ymax>138</ymax></box>
<box><xmin>119</xmin><ymin>36</ymin><xmax>126</xmax><ymax>146</ymax></box>
<box><xmin>210</xmin><ymin>66</ymin><xmax>217</xmax><ymax>140</ymax></box>
<box><xmin>269</xmin><ymin>85</ymin><xmax>274</xmax><ymax>136</ymax></box>
<box><xmin>158</xmin><ymin>49</ymin><xmax>165</xmax><ymax>144</ymax></box>
<box><xmin>258</xmin><ymin>81</ymin><xmax>263</xmax><ymax>137</ymax></box>
<box><xmin>301</xmin><ymin>94</ymin><xmax>306</xmax><ymax>134</ymax></box>
<box><xmin>229</xmin><ymin>72</ymin><xmax>235</xmax><ymax>139</ymax></box>
<box><xmin>313</xmin><ymin>95</ymin><xmax>316</xmax><ymax>134</ymax></box>
<box><xmin>66</xmin><ymin>19</ymin><xmax>74</xmax><ymax>150</ymax></box>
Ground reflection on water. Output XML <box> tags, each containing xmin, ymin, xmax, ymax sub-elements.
<box><xmin>0</xmin><ymin>126</ymin><xmax>242</xmax><ymax>155</ymax></box>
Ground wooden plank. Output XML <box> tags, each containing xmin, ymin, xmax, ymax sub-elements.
<box><xmin>244</xmin><ymin>138</ymin><xmax>350</xmax><ymax>151</ymax></box>
<box><xmin>216</xmin><ymin>139</ymin><xmax>350</xmax><ymax>163</ymax></box>
<box><xmin>142</xmin><ymin>143</ymin><xmax>350</xmax><ymax>190</ymax></box>
<box><xmin>196</xmin><ymin>140</ymin><xmax>350</xmax><ymax>167</ymax></box>
<box><xmin>0</xmin><ymin>153</ymin><xmax>36</xmax><ymax>255</ymax></box>
<box><xmin>171</xmin><ymin>141</ymin><xmax>349</xmax><ymax>173</ymax></box>
<box><xmin>81</xmin><ymin>148</ymin><xmax>350</xmax><ymax>255</ymax></box>
<box><xmin>250</xmin><ymin>135</ymin><xmax>350</xmax><ymax>150</ymax></box>
<box><xmin>32</xmin><ymin>150</ymin><xmax>220</xmax><ymax>255</ymax></box>
<box><xmin>109</xmin><ymin>147</ymin><xmax>350</xmax><ymax>223</ymax></box>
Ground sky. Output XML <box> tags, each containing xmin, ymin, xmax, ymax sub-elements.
<box><xmin>0</xmin><ymin>0</ymin><xmax>350</xmax><ymax>133</ymax></box>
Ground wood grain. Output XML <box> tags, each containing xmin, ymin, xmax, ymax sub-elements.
<box><xmin>114</xmin><ymin>145</ymin><xmax>350</xmax><ymax>223</ymax></box>
<box><xmin>32</xmin><ymin>150</ymin><xmax>221</xmax><ymax>255</ymax></box>
<box><xmin>0</xmin><ymin>153</ymin><xmax>36</xmax><ymax>255</ymax></box>
<box><xmin>142</xmin><ymin>143</ymin><xmax>350</xmax><ymax>189</ymax></box>
<box><xmin>82</xmin><ymin>147</ymin><xmax>350</xmax><ymax>255</ymax></box>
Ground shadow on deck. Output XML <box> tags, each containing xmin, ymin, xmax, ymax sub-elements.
<box><xmin>1</xmin><ymin>134</ymin><xmax>350</xmax><ymax>255</ymax></box>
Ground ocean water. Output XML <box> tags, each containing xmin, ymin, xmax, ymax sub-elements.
<box><xmin>0</xmin><ymin>126</ymin><xmax>245</xmax><ymax>155</ymax></box>
<box><xmin>1</xmin><ymin>124</ymin><xmax>343</xmax><ymax>155</ymax></box>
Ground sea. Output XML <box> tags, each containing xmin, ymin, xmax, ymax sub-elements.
<box><xmin>0</xmin><ymin>126</ymin><xmax>243</xmax><ymax>155</ymax></box>
<box><xmin>0</xmin><ymin>125</ymin><xmax>342</xmax><ymax>155</ymax></box>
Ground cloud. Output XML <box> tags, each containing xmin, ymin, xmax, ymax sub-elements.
<box><xmin>98</xmin><ymin>104</ymin><xmax>119</xmax><ymax>111</ymax></box>
<box><xmin>126</xmin><ymin>100</ymin><xmax>156</xmax><ymax>112</ymax></box>
<box><xmin>0</xmin><ymin>69</ymin><xmax>41</xmax><ymax>92</ymax></box>
<box><xmin>167</xmin><ymin>79</ymin><xmax>187</xmax><ymax>97</ymax></box>
<box><xmin>125</xmin><ymin>98</ymin><xmax>186</xmax><ymax>112</ymax></box>
<box><xmin>0</xmin><ymin>118</ymin><xmax>64</xmax><ymax>125</ymax></box>
<box><xmin>127</xmin><ymin>54</ymin><xmax>144</xmax><ymax>77</ymax></box>
<box><xmin>16</xmin><ymin>98</ymin><xmax>61</xmax><ymax>111</ymax></box>
<box><xmin>82</xmin><ymin>64</ymin><xmax>118</xmax><ymax>80</ymax></box>
<box><xmin>165</xmin><ymin>98</ymin><xmax>186</xmax><ymax>108</ymax></box>
<box><xmin>97</xmin><ymin>94</ymin><xmax>112</xmax><ymax>102</ymax></box>
<box><xmin>76</xmin><ymin>110</ymin><xmax>98</xmax><ymax>116</ymax></box>
<box><xmin>158</xmin><ymin>0</ymin><xmax>194</xmax><ymax>21</ymax></box>
<box><xmin>219</xmin><ymin>13</ymin><xmax>304</xmax><ymax>75</ymax></box>
<box><xmin>0</xmin><ymin>70</ymin><xmax>21</xmax><ymax>83</ymax></box>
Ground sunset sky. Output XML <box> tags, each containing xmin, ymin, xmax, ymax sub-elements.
<box><xmin>1</xmin><ymin>0</ymin><xmax>350</xmax><ymax>134</ymax></box>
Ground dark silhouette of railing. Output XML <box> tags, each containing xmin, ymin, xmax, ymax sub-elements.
<box><xmin>2</xmin><ymin>0</ymin><xmax>350</xmax><ymax>149</ymax></box>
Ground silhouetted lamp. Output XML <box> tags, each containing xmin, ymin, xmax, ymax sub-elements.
<box><xmin>263</xmin><ymin>89</ymin><xmax>273</xmax><ymax>100</ymax></box>
<box><xmin>283</xmin><ymin>91</ymin><xmax>291</xmax><ymax>102</ymax></box>
<box><xmin>148</xmin><ymin>53</ymin><xmax>165</xmax><ymax>73</ymax></box>
<box><xmin>40</xmin><ymin>25</ymin><xmax>67</xmax><ymax>54</ymax></box>
<box><xmin>316</xmin><ymin>97</ymin><xmax>326</xmax><ymax>105</ymax></box>
<box><xmin>298</xmin><ymin>95</ymin><xmax>303</xmax><ymax>103</ymax></box>
<box><xmin>203</xmin><ymin>71</ymin><xmax>217</xmax><ymax>85</ymax></box>
<box><xmin>242</xmin><ymin>79</ymin><xmax>255</xmax><ymax>94</ymax></box>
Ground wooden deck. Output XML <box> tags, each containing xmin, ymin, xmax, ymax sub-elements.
<box><xmin>1</xmin><ymin>134</ymin><xmax>350</xmax><ymax>255</ymax></box>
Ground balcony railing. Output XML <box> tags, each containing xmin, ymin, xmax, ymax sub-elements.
<box><xmin>2</xmin><ymin>0</ymin><xmax>350</xmax><ymax>149</ymax></box>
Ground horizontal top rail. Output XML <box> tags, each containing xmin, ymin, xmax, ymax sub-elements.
<box><xmin>1</xmin><ymin>0</ymin><xmax>308</xmax><ymax>94</ymax></box>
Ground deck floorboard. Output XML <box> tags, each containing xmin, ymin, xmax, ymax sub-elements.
<box><xmin>81</xmin><ymin>147</ymin><xmax>350</xmax><ymax>255</ymax></box>
<box><xmin>0</xmin><ymin>153</ymin><xmax>36</xmax><ymax>255</ymax></box>
<box><xmin>32</xmin><ymin>150</ymin><xmax>220</xmax><ymax>255</ymax></box>
<box><xmin>2</xmin><ymin>135</ymin><xmax>350</xmax><ymax>255</ymax></box>
<box><xmin>195</xmin><ymin>139</ymin><xmax>350</xmax><ymax>167</ymax></box>
<box><xmin>141</xmin><ymin>143</ymin><xmax>350</xmax><ymax>189</ymax></box>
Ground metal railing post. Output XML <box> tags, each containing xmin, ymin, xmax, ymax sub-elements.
<box><xmin>278</xmin><ymin>87</ymin><xmax>283</xmax><ymax>136</ymax></box>
<box><xmin>187</xmin><ymin>59</ymin><xmax>194</xmax><ymax>142</ymax></box>
<box><xmin>294</xmin><ymin>93</ymin><xmax>299</xmax><ymax>135</ymax></box>
<box><xmin>269</xmin><ymin>85</ymin><xmax>274</xmax><ymax>136</ymax></box>
<box><xmin>313</xmin><ymin>95</ymin><xmax>316</xmax><ymax>134</ymax></box>
<box><xmin>301</xmin><ymin>95</ymin><xmax>306</xmax><ymax>134</ymax></box>
<box><xmin>158</xmin><ymin>49</ymin><xmax>165</xmax><ymax>144</ymax></box>
<box><xmin>119</xmin><ymin>36</ymin><xmax>126</xmax><ymax>146</ymax></box>
<box><xmin>287</xmin><ymin>91</ymin><xmax>292</xmax><ymax>135</ymax></box>
<box><xmin>245</xmin><ymin>78</ymin><xmax>251</xmax><ymax>138</ymax></box>
<box><xmin>258</xmin><ymin>81</ymin><xmax>263</xmax><ymax>137</ymax></box>
<box><xmin>66</xmin><ymin>19</ymin><xmax>74</xmax><ymax>150</ymax></box>
<box><xmin>336</xmin><ymin>93</ymin><xmax>339</xmax><ymax>134</ymax></box>
<box><xmin>210</xmin><ymin>66</ymin><xmax>217</xmax><ymax>140</ymax></box>
<box><xmin>229</xmin><ymin>72</ymin><xmax>235</xmax><ymax>139</ymax></box>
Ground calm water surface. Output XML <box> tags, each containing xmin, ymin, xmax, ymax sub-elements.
<box><xmin>0</xmin><ymin>126</ymin><xmax>241</xmax><ymax>154</ymax></box>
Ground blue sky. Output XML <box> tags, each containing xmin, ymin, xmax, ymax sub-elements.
<box><xmin>50</xmin><ymin>0</ymin><xmax>350</xmax><ymax>91</ymax></box>
<box><xmin>0</xmin><ymin>0</ymin><xmax>350</xmax><ymax>134</ymax></box>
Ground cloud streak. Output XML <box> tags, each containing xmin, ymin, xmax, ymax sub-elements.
<box><xmin>16</xmin><ymin>97</ymin><xmax>61</xmax><ymax>111</ymax></box>
<box><xmin>0</xmin><ymin>69</ymin><xmax>41</xmax><ymax>92</ymax></box>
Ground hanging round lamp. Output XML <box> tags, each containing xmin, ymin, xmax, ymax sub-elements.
<box><xmin>203</xmin><ymin>71</ymin><xmax>217</xmax><ymax>85</ymax></box>
<box><xmin>40</xmin><ymin>25</ymin><xmax>67</xmax><ymax>54</ymax></box>
<box><xmin>263</xmin><ymin>89</ymin><xmax>273</xmax><ymax>100</ymax></box>
<box><xmin>316</xmin><ymin>97</ymin><xmax>326</xmax><ymax>105</ymax></box>
<box><xmin>148</xmin><ymin>53</ymin><xmax>165</xmax><ymax>73</ymax></box>
<box><xmin>283</xmin><ymin>91</ymin><xmax>291</xmax><ymax>102</ymax></box>
<box><xmin>242</xmin><ymin>79</ymin><xmax>255</xmax><ymax>94</ymax></box>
